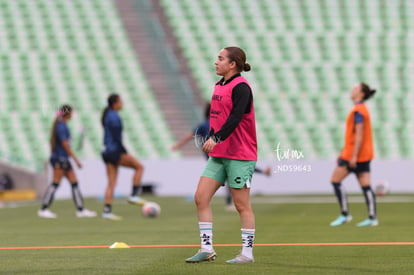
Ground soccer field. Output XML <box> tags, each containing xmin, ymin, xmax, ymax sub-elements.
<box><xmin>1</xmin><ymin>195</ymin><xmax>414</xmax><ymax>274</ymax></box>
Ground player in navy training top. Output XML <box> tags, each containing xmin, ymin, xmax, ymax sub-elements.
<box><xmin>101</xmin><ymin>94</ymin><xmax>145</xmax><ymax>220</ymax></box>
<box><xmin>38</xmin><ymin>105</ymin><xmax>96</xmax><ymax>219</ymax></box>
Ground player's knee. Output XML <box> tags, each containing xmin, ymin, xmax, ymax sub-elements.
<box><xmin>107</xmin><ymin>179</ymin><xmax>117</xmax><ymax>189</ymax></box>
<box><xmin>359</xmin><ymin>182</ymin><xmax>371</xmax><ymax>188</ymax></box>
<box><xmin>331</xmin><ymin>175</ymin><xmax>343</xmax><ymax>183</ymax></box>
<box><xmin>194</xmin><ymin>194</ymin><xmax>202</xmax><ymax>207</ymax></box>
<box><xmin>234</xmin><ymin>201</ymin><xmax>251</xmax><ymax>213</ymax></box>
<box><xmin>106</xmin><ymin>183</ymin><xmax>114</xmax><ymax>191</ymax></box>
<box><xmin>331</xmin><ymin>173</ymin><xmax>340</xmax><ymax>183</ymax></box>
<box><xmin>133</xmin><ymin>161</ymin><xmax>143</xmax><ymax>171</ymax></box>
<box><xmin>194</xmin><ymin>193</ymin><xmax>208</xmax><ymax>209</ymax></box>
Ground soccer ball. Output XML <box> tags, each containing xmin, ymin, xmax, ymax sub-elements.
<box><xmin>141</xmin><ymin>202</ymin><xmax>161</xmax><ymax>218</ymax></box>
<box><xmin>374</xmin><ymin>180</ymin><xmax>389</xmax><ymax>196</ymax></box>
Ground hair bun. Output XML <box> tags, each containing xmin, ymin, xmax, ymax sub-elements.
<box><xmin>59</xmin><ymin>104</ymin><xmax>72</xmax><ymax>116</ymax></box>
<box><xmin>243</xmin><ymin>63</ymin><xmax>251</xmax><ymax>72</ymax></box>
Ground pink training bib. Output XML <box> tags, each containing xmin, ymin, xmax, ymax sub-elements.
<box><xmin>209</xmin><ymin>76</ymin><xmax>257</xmax><ymax>161</ymax></box>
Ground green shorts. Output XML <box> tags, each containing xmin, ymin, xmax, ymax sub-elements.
<box><xmin>201</xmin><ymin>157</ymin><xmax>256</xmax><ymax>189</ymax></box>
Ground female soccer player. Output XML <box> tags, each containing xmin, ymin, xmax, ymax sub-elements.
<box><xmin>38</xmin><ymin>105</ymin><xmax>96</xmax><ymax>218</ymax></box>
<box><xmin>186</xmin><ymin>47</ymin><xmax>257</xmax><ymax>264</ymax></box>
<box><xmin>330</xmin><ymin>83</ymin><xmax>378</xmax><ymax>227</ymax></box>
<box><xmin>101</xmin><ymin>94</ymin><xmax>145</xmax><ymax>220</ymax></box>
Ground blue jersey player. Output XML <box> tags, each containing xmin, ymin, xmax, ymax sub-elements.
<box><xmin>101</xmin><ymin>94</ymin><xmax>145</xmax><ymax>220</ymax></box>
<box><xmin>38</xmin><ymin>105</ymin><xmax>96</xmax><ymax>219</ymax></box>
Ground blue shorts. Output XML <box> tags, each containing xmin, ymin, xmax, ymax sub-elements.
<box><xmin>50</xmin><ymin>156</ymin><xmax>73</xmax><ymax>171</ymax></box>
<box><xmin>102</xmin><ymin>148</ymin><xmax>127</xmax><ymax>166</ymax></box>
<box><xmin>338</xmin><ymin>158</ymin><xmax>371</xmax><ymax>174</ymax></box>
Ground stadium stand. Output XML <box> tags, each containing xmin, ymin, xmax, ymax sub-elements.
<box><xmin>0</xmin><ymin>0</ymin><xmax>177</xmax><ymax>170</ymax></box>
<box><xmin>161</xmin><ymin>0</ymin><xmax>414</xmax><ymax>159</ymax></box>
<box><xmin>0</xmin><ymin>0</ymin><xmax>413</xmax><ymax>172</ymax></box>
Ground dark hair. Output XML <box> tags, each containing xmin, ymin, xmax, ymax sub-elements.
<box><xmin>224</xmin><ymin>46</ymin><xmax>251</xmax><ymax>72</ymax></box>
<box><xmin>101</xmin><ymin>94</ymin><xmax>120</xmax><ymax>126</ymax></box>
<box><xmin>50</xmin><ymin>104</ymin><xmax>72</xmax><ymax>153</ymax></box>
<box><xmin>204</xmin><ymin>103</ymin><xmax>211</xmax><ymax>119</ymax></box>
<box><xmin>360</xmin><ymin>83</ymin><xmax>376</xmax><ymax>101</ymax></box>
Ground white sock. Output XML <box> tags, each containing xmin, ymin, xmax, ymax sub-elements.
<box><xmin>241</xmin><ymin>228</ymin><xmax>255</xmax><ymax>259</ymax></box>
<box><xmin>199</xmin><ymin>222</ymin><xmax>213</xmax><ymax>252</ymax></box>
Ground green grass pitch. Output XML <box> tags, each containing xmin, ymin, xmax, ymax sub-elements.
<box><xmin>1</xmin><ymin>195</ymin><xmax>414</xmax><ymax>274</ymax></box>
